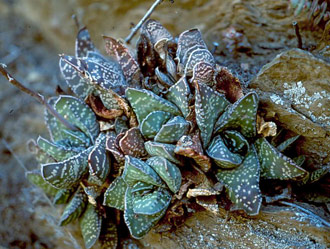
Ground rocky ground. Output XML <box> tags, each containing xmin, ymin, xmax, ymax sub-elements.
<box><xmin>0</xmin><ymin>0</ymin><xmax>329</xmax><ymax>248</ymax></box>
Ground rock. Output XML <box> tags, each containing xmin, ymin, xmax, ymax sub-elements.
<box><xmin>141</xmin><ymin>205</ymin><xmax>330</xmax><ymax>248</ymax></box>
<box><xmin>250</xmin><ymin>49</ymin><xmax>330</xmax><ymax>165</ymax></box>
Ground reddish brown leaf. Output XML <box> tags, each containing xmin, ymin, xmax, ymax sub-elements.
<box><xmin>214</xmin><ymin>67</ymin><xmax>243</xmax><ymax>103</ymax></box>
<box><xmin>119</xmin><ymin>127</ymin><xmax>147</xmax><ymax>158</ymax></box>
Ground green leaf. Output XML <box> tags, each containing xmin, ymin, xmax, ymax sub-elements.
<box><xmin>145</xmin><ymin>141</ymin><xmax>181</xmax><ymax>165</ymax></box>
<box><xmin>124</xmin><ymin>188</ymin><xmax>167</xmax><ymax>239</ymax></box>
<box><xmin>53</xmin><ymin>187</ymin><xmax>77</xmax><ymax>204</ymax></box>
<box><xmin>214</xmin><ymin>92</ymin><xmax>258</xmax><ymax>138</ymax></box>
<box><xmin>131</xmin><ymin>181</ymin><xmax>154</xmax><ymax>194</ymax></box>
<box><xmin>140</xmin><ymin>111</ymin><xmax>172</xmax><ymax>139</ymax></box>
<box><xmin>309</xmin><ymin>166</ymin><xmax>330</xmax><ymax>184</ymax></box>
<box><xmin>114</xmin><ymin>116</ymin><xmax>128</xmax><ymax>134</ymax></box>
<box><xmin>41</xmin><ymin>147</ymin><xmax>91</xmax><ymax>189</ymax></box>
<box><xmin>80</xmin><ymin>204</ymin><xmax>102</xmax><ymax>249</ymax></box>
<box><xmin>195</xmin><ymin>82</ymin><xmax>229</xmax><ymax>148</ymax></box>
<box><xmin>103</xmin><ymin>176</ymin><xmax>127</xmax><ymax>211</ymax></box>
<box><xmin>26</xmin><ymin>170</ymin><xmax>58</xmax><ymax>196</ymax></box>
<box><xmin>59</xmin><ymin>187</ymin><xmax>88</xmax><ymax>226</ymax></box>
<box><xmin>88</xmin><ymin>133</ymin><xmax>110</xmax><ymax>186</ymax></box>
<box><xmin>119</xmin><ymin>127</ymin><xmax>147</xmax><ymax>158</ymax></box>
<box><xmin>54</xmin><ymin>95</ymin><xmax>99</xmax><ymax>143</ymax></box>
<box><xmin>255</xmin><ymin>137</ymin><xmax>308</xmax><ymax>180</ymax></box>
<box><xmin>154</xmin><ymin>116</ymin><xmax>190</xmax><ymax>144</ymax></box>
<box><xmin>165</xmin><ymin>77</ymin><xmax>191</xmax><ymax>118</ymax></box>
<box><xmin>147</xmin><ymin>156</ymin><xmax>182</xmax><ymax>194</ymax></box>
<box><xmin>276</xmin><ymin>135</ymin><xmax>300</xmax><ymax>152</ymax></box>
<box><xmin>126</xmin><ymin>88</ymin><xmax>181</xmax><ymax>124</ymax></box>
<box><xmin>216</xmin><ymin>146</ymin><xmax>262</xmax><ymax>215</ymax></box>
<box><xmin>59</xmin><ymin>56</ymin><xmax>92</xmax><ymax>100</ymax></box>
<box><xmin>133</xmin><ymin>188</ymin><xmax>172</xmax><ymax>215</ymax></box>
<box><xmin>37</xmin><ymin>136</ymin><xmax>80</xmax><ymax>161</ymax></box>
<box><xmin>207</xmin><ymin>135</ymin><xmax>243</xmax><ymax>169</ymax></box>
<box><xmin>122</xmin><ymin>156</ymin><xmax>163</xmax><ymax>187</ymax></box>
<box><xmin>75</xmin><ymin>27</ymin><xmax>96</xmax><ymax>58</ymax></box>
<box><xmin>222</xmin><ymin>130</ymin><xmax>249</xmax><ymax>155</ymax></box>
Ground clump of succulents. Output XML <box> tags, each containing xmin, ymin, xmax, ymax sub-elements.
<box><xmin>2</xmin><ymin>19</ymin><xmax>315</xmax><ymax>248</ymax></box>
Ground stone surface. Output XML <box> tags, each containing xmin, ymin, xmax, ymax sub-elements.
<box><xmin>250</xmin><ymin>49</ymin><xmax>330</xmax><ymax>165</ymax></box>
<box><xmin>142</xmin><ymin>205</ymin><xmax>330</xmax><ymax>249</ymax></box>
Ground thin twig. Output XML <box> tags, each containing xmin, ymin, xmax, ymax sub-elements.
<box><xmin>279</xmin><ymin>201</ymin><xmax>330</xmax><ymax>227</ymax></box>
<box><xmin>124</xmin><ymin>0</ymin><xmax>165</xmax><ymax>43</ymax></box>
<box><xmin>72</xmin><ymin>14</ymin><xmax>81</xmax><ymax>29</ymax></box>
<box><xmin>0</xmin><ymin>64</ymin><xmax>80</xmax><ymax>132</ymax></box>
<box><xmin>292</xmin><ymin>21</ymin><xmax>303</xmax><ymax>49</ymax></box>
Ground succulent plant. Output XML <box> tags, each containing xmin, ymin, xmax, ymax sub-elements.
<box><xmin>2</xmin><ymin>17</ymin><xmax>317</xmax><ymax>249</ymax></box>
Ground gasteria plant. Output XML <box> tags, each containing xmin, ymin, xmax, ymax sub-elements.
<box><xmin>1</xmin><ymin>19</ymin><xmax>312</xmax><ymax>248</ymax></box>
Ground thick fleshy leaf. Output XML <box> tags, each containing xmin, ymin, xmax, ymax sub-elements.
<box><xmin>28</xmin><ymin>140</ymin><xmax>56</xmax><ymax>165</ymax></box>
<box><xmin>309</xmin><ymin>166</ymin><xmax>330</xmax><ymax>184</ymax></box>
<box><xmin>54</xmin><ymin>95</ymin><xmax>99</xmax><ymax>143</ymax></box>
<box><xmin>175</xmin><ymin>133</ymin><xmax>212</xmax><ymax>172</ymax></box>
<box><xmin>222</xmin><ymin>130</ymin><xmax>249</xmax><ymax>155</ymax></box>
<box><xmin>41</xmin><ymin>147</ymin><xmax>91</xmax><ymax>189</ymax></box>
<box><xmin>59</xmin><ymin>57</ymin><xmax>92</xmax><ymax>100</ymax></box>
<box><xmin>59</xmin><ymin>187</ymin><xmax>88</xmax><ymax>226</ymax></box>
<box><xmin>276</xmin><ymin>135</ymin><xmax>300</xmax><ymax>152</ymax></box>
<box><xmin>26</xmin><ymin>170</ymin><xmax>58</xmax><ymax>196</ymax></box>
<box><xmin>214</xmin><ymin>92</ymin><xmax>258</xmax><ymax>138</ymax></box>
<box><xmin>207</xmin><ymin>135</ymin><xmax>243</xmax><ymax>169</ymax></box>
<box><xmin>98</xmin><ymin>218</ymin><xmax>118</xmax><ymax>249</ymax></box>
<box><xmin>44</xmin><ymin>97</ymin><xmax>66</xmax><ymax>142</ymax></box>
<box><xmin>80</xmin><ymin>204</ymin><xmax>102</xmax><ymax>249</ymax></box>
<box><xmin>133</xmin><ymin>188</ymin><xmax>172</xmax><ymax>215</ymax></box>
<box><xmin>88</xmin><ymin>133</ymin><xmax>110</xmax><ymax>186</ymax></box>
<box><xmin>145</xmin><ymin>141</ymin><xmax>181</xmax><ymax>165</ymax></box>
<box><xmin>184</xmin><ymin>49</ymin><xmax>215</xmax><ymax>76</ymax></box>
<box><xmin>255</xmin><ymin>137</ymin><xmax>308</xmax><ymax>180</ymax></box>
<box><xmin>103</xmin><ymin>176</ymin><xmax>127</xmax><ymax>211</ymax></box>
<box><xmin>119</xmin><ymin>127</ymin><xmax>147</xmax><ymax>158</ymax></box>
<box><xmin>53</xmin><ymin>187</ymin><xmax>77</xmax><ymax>204</ymax></box>
<box><xmin>176</xmin><ymin>29</ymin><xmax>207</xmax><ymax>63</ymax></box>
<box><xmin>155</xmin><ymin>67</ymin><xmax>174</xmax><ymax>88</ymax></box>
<box><xmin>141</xmin><ymin>19</ymin><xmax>173</xmax><ymax>46</ymax></box>
<box><xmin>216</xmin><ymin>147</ymin><xmax>262</xmax><ymax>215</ymax></box>
<box><xmin>126</xmin><ymin>88</ymin><xmax>181</xmax><ymax>124</ymax></box>
<box><xmin>37</xmin><ymin>136</ymin><xmax>80</xmax><ymax>161</ymax></box>
<box><xmin>103</xmin><ymin>36</ymin><xmax>141</xmax><ymax>86</ymax></box>
<box><xmin>75</xmin><ymin>27</ymin><xmax>96</xmax><ymax>58</ymax></box>
<box><xmin>181</xmin><ymin>44</ymin><xmax>207</xmax><ymax>68</ymax></box>
<box><xmin>131</xmin><ymin>181</ymin><xmax>154</xmax><ymax>194</ymax></box>
<box><xmin>147</xmin><ymin>156</ymin><xmax>182</xmax><ymax>193</ymax></box>
<box><xmin>154</xmin><ymin>116</ymin><xmax>190</xmax><ymax>144</ymax></box>
<box><xmin>115</xmin><ymin>116</ymin><xmax>128</xmax><ymax>134</ymax></box>
<box><xmin>61</xmin><ymin>55</ymin><xmax>127</xmax><ymax>96</ymax></box>
<box><xmin>140</xmin><ymin>111</ymin><xmax>172</xmax><ymax>139</ymax></box>
<box><xmin>191</xmin><ymin>61</ymin><xmax>215</xmax><ymax>85</ymax></box>
<box><xmin>195</xmin><ymin>82</ymin><xmax>229</xmax><ymax>148</ymax></box>
<box><xmin>122</xmin><ymin>156</ymin><xmax>163</xmax><ymax>187</ymax></box>
<box><xmin>165</xmin><ymin>77</ymin><xmax>191</xmax><ymax>118</ymax></box>
<box><xmin>105</xmin><ymin>132</ymin><xmax>125</xmax><ymax>165</ymax></box>
<box><xmin>124</xmin><ymin>188</ymin><xmax>167</xmax><ymax>239</ymax></box>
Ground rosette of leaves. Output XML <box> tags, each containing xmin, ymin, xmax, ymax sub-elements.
<box><xmin>103</xmin><ymin>155</ymin><xmax>181</xmax><ymax>238</ymax></box>
<box><xmin>26</xmin><ymin>95</ymin><xmax>117</xmax><ymax>249</ymax></box>
<box><xmin>192</xmin><ymin>82</ymin><xmax>308</xmax><ymax>215</ymax></box>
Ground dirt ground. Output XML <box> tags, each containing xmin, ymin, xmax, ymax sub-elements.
<box><xmin>0</xmin><ymin>0</ymin><xmax>329</xmax><ymax>248</ymax></box>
